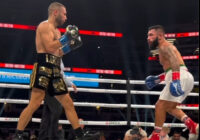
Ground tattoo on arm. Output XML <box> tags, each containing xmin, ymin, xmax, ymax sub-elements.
<box><xmin>162</xmin><ymin>46</ymin><xmax>180</xmax><ymax>71</ymax></box>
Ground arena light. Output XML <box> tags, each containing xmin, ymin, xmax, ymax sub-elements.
<box><xmin>0</xmin><ymin>63</ymin><xmax>33</xmax><ymax>69</ymax></box>
<box><xmin>165</xmin><ymin>32</ymin><xmax>199</xmax><ymax>38</ymax></box>
<box><xmin>0</xmin><ymin>22</ymin><xmax>123</xmax><ymax>38</ymax></box>
<box><xmin>179</xmin><ymin>104</ymin><xmax>199</xmax><ymax>107</ymax></box>
<box><xmin>72</xmin><ymin>68</ymin><xmax>122</xmax><ymax>75</ymax></box>
<box><xmin>182</xmin><ymin>55</ymin><xmax>199</xmax><ymax>60</ymax></box>
<box><xmin>1</xmin><ymin>22</ymin><xmax>199</xmax><ymax>38</ymax></box>
<box><xmin>0</xmin><ymin>63</ymin><xmax>122</xmax><ymax>75</ymax></box>
<box><xmin>79</xmin><ymin>30</ymin><xmax>123</xmax><ymax>38</ymax></box>
<box><xmin>148</xmin><ymin>55</ymin><xmax>199</xmax><ymax>61</ymax></box>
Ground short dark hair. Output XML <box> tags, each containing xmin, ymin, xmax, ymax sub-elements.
<box><xmin>173</xmin><ymin>130</ymin><xmax>182</xmax><ymax>135</ymax></box>
<box><xmin>148</xmin><ymin>25</ymin><xmax>165</xmax><ymax>34</ymax></box>
<box><xmin>130</xmin><ymin>126</ymin><xmax>140</xmax><ymax>135</ymax></box>
<box><xmin>48</xmin><ymin>2</ymin><xmax>65</xmax><ymax>16</ymax></box>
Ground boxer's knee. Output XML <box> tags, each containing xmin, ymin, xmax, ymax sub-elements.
<box><xmin>165</xmin><ymin>102</ymin><xmax>178</xmax><ymax>113</ymax></box>
<box><xmin>155</xmin><ymin>100</ymin><xmax>165</xmax><ymax>111</ymax></box>
<box><xmin>28</xmin><ymin>88</ymin><xmax>45</xmax><ymax>111</ymax></box>
<box><xmin>156</xmin><ymin>100</ymin><xmax>177</xmax><ymax>112</ymax></box>
<box><xmin>56</xmin><ymin>94</ymin><xmax>75</xmax><ymax>111</ymax></box>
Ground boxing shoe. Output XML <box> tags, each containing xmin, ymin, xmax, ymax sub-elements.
<box><xmin>13</xmin><ymin>133</ymin><xmax>24</xmax><ymax>140</ymax></box>
<box><xmin>13</xmin><ymin>132</ymin><xmax>29</xmax><ymax>140</ymax></box>
<box><xmin>185</xmin><ymin>118</ymin><xmax>199</xmax><ymax>135</ymax></box>
<box><xmin>149</xmin><ymin>131</ymin><xmax>160</xmax><ymax>140</ymax></box>
<box><xmin>74</xmin><ymin>130</ymin><xmax>100</xmax><ymax>140</ymax></box>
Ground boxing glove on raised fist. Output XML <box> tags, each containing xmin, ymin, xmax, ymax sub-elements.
<box><xmin>59</xmin><ymin>25</ymin><xmax>83</xmax><ymax>55</ymax></box>
<box><xmin>145</xmin><ymin>73</ymin><xmax>165</xmax><ymax>89</ymax></box>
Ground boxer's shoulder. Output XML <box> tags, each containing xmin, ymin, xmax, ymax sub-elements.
<box><xmin>37</xmin><ymin>21</ymin><xmax>52</xmax><ymax>32</ymax></box>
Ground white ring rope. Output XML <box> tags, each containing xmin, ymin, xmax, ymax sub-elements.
<box><xmin>130</xmin><ymin>90</ymin><xmax>199</xmax><ymax>96</ymax></box>
<box><xmin>0</xmin><ymin>72</ymin><xmax>199</xmax><ymax>128</ymax></box>
<box><xmin>0</xmin><ymin>99</ymin><xmax>198</xmax><ymax>110</ymax></box>
<box><xmin>0</xmin><ymin>72</ymin><xmax>199</xmax><ymax>85</ymax></box>
<box><xmin>0</xmin><ymin>83</ymin><xmax>199</xmax><ymax>96</ymax></box>
<box><xmin>0</xmin><ymin>117</ymin><xmax>187</xmax><ymax>127</ymax></box>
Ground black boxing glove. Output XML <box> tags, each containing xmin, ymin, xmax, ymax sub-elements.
<box><xmin>59</xmin><ymin>25</ymin><xmax>83</xmax><ymax>54</ymax></box>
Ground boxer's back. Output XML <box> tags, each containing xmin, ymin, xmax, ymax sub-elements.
<box><xmin>158</xmin><ymin>42</ymin><xmax>185</xmax><ymax>71</ymax></box>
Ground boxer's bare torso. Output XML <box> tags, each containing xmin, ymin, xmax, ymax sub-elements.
<box><xmin>158</xmin><ymin>41</ymin><xmax>185</xmax><ymax>71</ymax></box>
<box><xmin>36</xmin><ymin>20</ymin><xmax>62</xmax><ymax>57</ymax></box>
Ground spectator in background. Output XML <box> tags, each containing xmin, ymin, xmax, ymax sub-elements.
<box><xmin>99</xmin><ymin>131</ymin><xmax>106</xmax><ymax>140</ymax></box>
<box><xmin>169</xmin><ymin>131</ymin><xmax>186</xmax><ymax>140</ymax></box>
<box><xmin>30</xmin><ymin>134</ymin><xmax>37</xmax><ymax>140</ymax></box>
<box><xmin>188</xmin><ymin>133</ymin><xmax>199</xmax><ymax>140</ymax></box>
<box><xmin>124</xmin><ymin>126</ymin><xmax>148</xmax><ymax>140</ymax></box>
<box><xmin>148</xmin><ymin>127</ymin><xmax>170</xmax><ymax>140</ymax></box>
<box><xmin>160</xmin><ymin>127</ymin><xmax>170</xmax><ymax>140</ymax></box>
<box><xmin>58</xmin><ymin>124</ymin><xmax>65</xmax><ymax>140</ymax></box>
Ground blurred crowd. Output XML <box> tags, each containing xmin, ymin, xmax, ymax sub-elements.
<box><xmin>0</xmin><ymin>125</ymin><xmax>198</xmax><ymax>140</ymax></box>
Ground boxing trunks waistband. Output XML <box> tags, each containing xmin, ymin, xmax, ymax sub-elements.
<box><xmin>165</xmin><ymin>64</ymin><xmax>188</xmax><ymax>73</ymax></box>
<box><xmin>36</xmin><ymin>53</ymin><xmax>61</xmax><ymax>67</ymax></box>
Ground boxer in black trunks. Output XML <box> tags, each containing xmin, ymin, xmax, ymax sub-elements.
<box><xmin>14</xmin><ymin>2</ymin><xmax>99</xmax><ymax>140</ymax></box>
<box><xmin>38</xmin><ymin>60</ymin><xmax>78</xmax><ymax>140</ymax></box>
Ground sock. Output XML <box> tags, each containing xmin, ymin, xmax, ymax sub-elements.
<box><xmin>74</xmin><ymin>127</ymin><xmax>83</xmax><ymax>137</ymax></box>
<box><xmin>181</xmin><ymin>115</ymin><xmax>189</xmax><ymax>123</ymax></box>
<box><xmin>154</xmin><ymin>126</ymin><xmax>162</xmax><ymax>133</ymax></box>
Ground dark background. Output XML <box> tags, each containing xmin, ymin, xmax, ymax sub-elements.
<box><xmin>0</xmin><ymin>0</ymin><xmax>199</xmax><ymax>139</ymax></box>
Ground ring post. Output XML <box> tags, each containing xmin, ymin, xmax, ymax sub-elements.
<box><xmin>126</xmin><ymin>77</ymin><xmax>131</xmax><ymax>127</ymax></box>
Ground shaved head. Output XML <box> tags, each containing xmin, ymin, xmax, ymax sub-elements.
<box><xmin>48</xmin><ymin>2</ymin><xmax>65</xmax><ymax>16</ymax></box>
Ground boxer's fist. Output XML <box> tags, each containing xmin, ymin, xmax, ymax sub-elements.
<box><xmin>170</xmin><ymin>80</ymin><xmax>184</xmax><ymax>97</ymax></box>
<box><xmin>59</xmin><ymin>25</ymin><xmax>83</xmax><ymax>54</ymax></box>
<box><xmin>145</xmin><ymin>75</ymin><xmax>160</xmax><ymax>89</ymax></box>
<box><xmin>65</xmin><ymin>25</ymin><xmax>79</xmax><ymax>39</ymax></box>
<box><xmin>59</xmin><ymin>25</ymin><xmax>79</xmax><ymax>45</ymax></box>
<box><xmin>66</xmin><ymin>25</ymin><xmax>82</xmax><ymax>51</ymax></box>
<box><xmin>170</xmin><ymin>71</ymin><xmax>184</xmax><ymax>96</ymax></box>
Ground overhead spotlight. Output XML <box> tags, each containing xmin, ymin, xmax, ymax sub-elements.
<box><xmin>194</xmin><ymin>48</ymin><xmax>199</xmax><ymax>55</ymax></box>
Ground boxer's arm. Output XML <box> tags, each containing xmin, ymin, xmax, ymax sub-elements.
<box><xmin>157</xmin><ymin>73</ymin><xmax>165</xmax><ymax>82</ymax></box>
<box><xmin>38</xmin><ymin>23</ymin><xmax>62</xmax><ymax>52</ymax></box>
<box><xmin>60</xmin><ymin>60</ymin><xmax>78</xmax><ymax>93</ymax></box>
<box><xmin>62</xmin><ymin>73</ymin><xmax>78</xmax><ymax>93</ymax></box>
<box><xmin>145</xmin><ymin>73</ymin><xmax>165</xmax><ymax>89</ymax></box>
<box><xmin>60</xmin><ymin>60</ymin><xmax>73</xmax><ymax>87</ymax></box>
